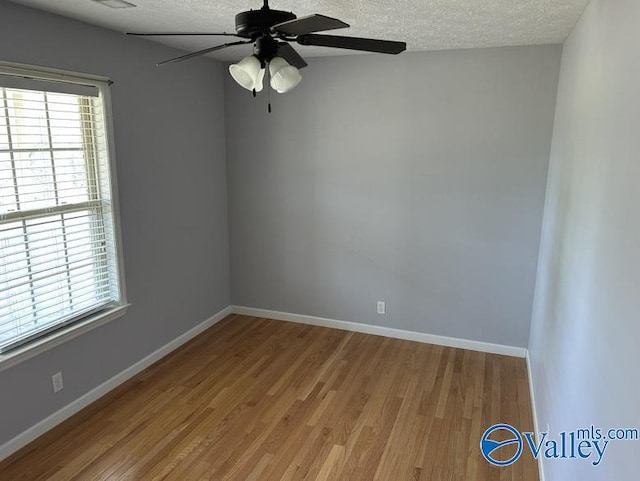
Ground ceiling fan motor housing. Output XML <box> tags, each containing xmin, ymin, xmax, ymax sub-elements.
<box><xmin>235</xmin><ymin>9</ymin><xmax>296</xmax><ymax>38</ymax></box>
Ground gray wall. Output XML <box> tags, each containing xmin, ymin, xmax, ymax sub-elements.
<box><xmin>529</xmin><ymin>0</ymin><xmax>640</xmax><ymax>479</ymax></box>
<box><xmin>226</xmin><ymin>45</ymin><xmax>561</xmax><ymax>348</ymax></box>
<box><xmin>0</xmin><ymin>3</ymin><xmax>230</xmax><ymax>446</ymax></box>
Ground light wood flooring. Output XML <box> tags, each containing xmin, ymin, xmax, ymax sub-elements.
<box><xmin>0</xmin><ymin>314</ymin><xmax>538</xmax><ymax>480</ymax></box>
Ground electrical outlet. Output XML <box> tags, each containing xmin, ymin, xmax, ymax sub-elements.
<box><xmin>377</xmin><ymin>301</ymin><xmax>386</xmax><ymax>315</ymax></box>
<box><xmin>52</xmin><ymin>372</ymin><xmax>64</xmax><ymax>393</ymax></box>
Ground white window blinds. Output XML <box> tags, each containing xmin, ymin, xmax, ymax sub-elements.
<box><xmin>0</xmin><ymin>65</ymin><xmax>124</xmax><ymax>353</ymax></box>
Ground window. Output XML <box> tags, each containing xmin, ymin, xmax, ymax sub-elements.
<box><xmin>0</xmin><ymin>63</ymin><xmax>126</xmax><ymax>355</ymax></box>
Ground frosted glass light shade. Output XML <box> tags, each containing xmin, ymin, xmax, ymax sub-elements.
<box><xmin>269</xmin><ymin>57</ymin><xmax>302</xmax><ymax>93</ymax></box>
<box><xmin>229</xmin><ymin>55</ymin><xmax>265</xmax><ymax>92</ymax></box>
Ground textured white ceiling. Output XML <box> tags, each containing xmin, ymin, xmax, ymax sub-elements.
<box><xmin>9</xmin><ymin>0</ymin><xmax>590</xmax><ymax>61</ymax></box>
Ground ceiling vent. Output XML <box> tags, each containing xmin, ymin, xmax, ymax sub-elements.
<box><xmin>91</xmin><ymin>0</ymin><xmax>137</xmax><ymax>9</ymax></box>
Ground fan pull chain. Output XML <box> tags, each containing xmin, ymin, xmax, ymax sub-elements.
<box><xmin>267</xmin><ymin>61</ymin><xmax>272</xmax><ymax>114</ymax></box>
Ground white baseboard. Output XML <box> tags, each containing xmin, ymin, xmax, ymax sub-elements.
<box><xmin>231</xmin><ymin>306</ymin><xmax>527</xmax><ymax>358</ymax></box>
<box><xmin>526</xmin><ymin>351</ymin><xmax>545</xmax><ymax>481</ymax></box>
<box><xmin>0</xmin><ymin>306</ymin><xmax>232</xmax><ymax>462</ymax></box>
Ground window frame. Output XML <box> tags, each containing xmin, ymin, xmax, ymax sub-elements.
<box><xmin>0</xmin><ymin>61</ymin><xmax>129</xmax><ymax>372</ymax></box>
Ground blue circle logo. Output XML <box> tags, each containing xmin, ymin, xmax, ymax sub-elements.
<box><xmin>480</xmin><ymin>424</ymin><xmax>523</xmax><ymax>466</ymax></box>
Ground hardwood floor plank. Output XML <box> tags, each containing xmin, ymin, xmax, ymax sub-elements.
<box><xmin>0</xmin><ymin>316</ymin><xmax>538</xmax><ymax>481</ymax></box>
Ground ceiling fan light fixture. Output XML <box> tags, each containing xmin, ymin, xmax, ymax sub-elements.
<box><xmin>269</xmin><ymin>56</ymin><xmax>302</xmax><ymax>93</ymax></box>
<box><xmin>229</xmin><ymin>55</ymin><xmax>265</xmax><ymax>92</ymax></box>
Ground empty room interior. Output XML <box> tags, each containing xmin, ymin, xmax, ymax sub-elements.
<box><xmin>0</xmin><ymin>0</ymin><xmax>637</xmax><ymax>480</ymax></box>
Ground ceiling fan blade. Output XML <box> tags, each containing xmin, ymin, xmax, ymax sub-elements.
<box><xmin>157</xmin><ymin>40</ymin><xmax>252</xmax><ymax>66</ymax></box>
<box><xmin>276</xmin><ymin>43</ymin><xmax>308</xmax><ymax>69</ymax></box>
<box><xmin>273</xmin><ymin>14</ymin><xmax>349</xmax><ymax>36</ymax></box>
<box><xmin>297</xmin><ymin>34</ymin><xmax>406</xmax><ymax>55</ymax></box>
<box><xmin>127</xmin><ymin>32</ymin><xmax>240</xmax><ymax>37</ymax></box>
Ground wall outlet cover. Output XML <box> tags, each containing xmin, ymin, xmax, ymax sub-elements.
<box><xmin>52</xmin><ymin>372</ymin><xmax>64</xmax><ymax>393</ymax></box>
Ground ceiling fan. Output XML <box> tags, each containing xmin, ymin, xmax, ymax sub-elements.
<box><xmin>128</xmin><ymin>0</ymin><xmax>407</xmax><ymax>94</ymax></box>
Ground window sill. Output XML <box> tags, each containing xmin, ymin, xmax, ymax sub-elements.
<box><xmin>0</xmin><ymin>304</ymin><xmax>130</xmax><ymax>372</ymax></box>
